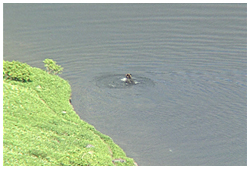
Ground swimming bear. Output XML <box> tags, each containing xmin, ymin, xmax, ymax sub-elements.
<box><xmin>125</xmin><ymin>73</ymin><xmax>136</xmax><ymax>84</ymax></box>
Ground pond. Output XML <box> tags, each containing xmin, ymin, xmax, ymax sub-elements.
<box><xmin>3</xmin><ymin>4</ymin><xmax>247</xmax><ymax>165</ymax></box>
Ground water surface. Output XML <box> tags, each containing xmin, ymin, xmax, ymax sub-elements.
<box><xmin>3</xmin><ymin>4</ymin><xmax>247</xmax><ymax>165</ymax></box>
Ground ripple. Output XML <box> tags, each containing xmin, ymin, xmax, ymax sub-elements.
<box><xmin>95</xmin><ymin>74</ymin><xmax>155</xmax><ymax>89</ymax></box>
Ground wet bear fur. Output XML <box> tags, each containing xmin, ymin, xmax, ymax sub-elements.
<box><xmin>125</xmin><ymin>73</ymin><xmax>135</xmax><ymax>84</ymax></box>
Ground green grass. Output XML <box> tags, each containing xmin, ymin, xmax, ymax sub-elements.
<box><xmin>3</xmin><ymin>63</ymin><xmax>136</xmax><ymax>166</ymax></box>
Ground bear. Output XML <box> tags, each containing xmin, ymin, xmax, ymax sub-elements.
<box><xmin>125</xmin><ymin>73</ymin><xmax>135</xmax><ymax>84</ymax></box>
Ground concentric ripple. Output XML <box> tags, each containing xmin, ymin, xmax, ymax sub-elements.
<box><xmin>95</xmin><ymin>74</ymin><xmax>155</xmax><ymax>89</ymax></box>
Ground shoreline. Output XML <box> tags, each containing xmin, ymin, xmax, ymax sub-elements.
<box><xmin>3</xmin><ymin>60</ymin><xmax>137</xmax><ymax>166</ymax></box>
<box><xmin>68</xmin><ymin>93</ymin><xmax>138</xmax><ymax>166</ymax></box>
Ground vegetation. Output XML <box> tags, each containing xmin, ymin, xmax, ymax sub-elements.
<box><xmin>3</xmin><ymin>60</ymin><xmax>136</xmax><ymax>166</ymax></box>
<box><xmin>43</xmin><ymin>59</ymin><xmax>63</xmax><ymax>75</ymax></box>
<box><xmin>3</xmin><ymin>60</ymin><xmax>32</xmax><ymax>82</ymax></box>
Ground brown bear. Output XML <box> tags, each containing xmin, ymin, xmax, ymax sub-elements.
<box><xmin>125</xmin><ymin>73</ymin><xmax>135</xmax><ymax>84</ymax></box>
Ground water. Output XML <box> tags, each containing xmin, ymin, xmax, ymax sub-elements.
<box><xmin>3</xmin><ymin>4</ymin><xmax>247</xmax><ymax>166</ymax></box>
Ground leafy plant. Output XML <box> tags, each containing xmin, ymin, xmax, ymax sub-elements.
<box><xmin>3</xmin><ymin>60</ymin><xmax>32</xmax><ymax>82</ymax></box>
<box><xmin>43</xmin><ymin>59</ymin><xmax>63</xmax><ymax>75</ymax></box>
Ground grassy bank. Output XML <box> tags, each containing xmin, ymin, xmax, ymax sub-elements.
<box><xmin>3</xmin><ymin>61</ymin><xmax>136</xmax><ymax>166</ymax></box>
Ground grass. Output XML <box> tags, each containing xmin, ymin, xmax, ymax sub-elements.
<box><xmin>3</xmin><ymin>63</ymin><xmax>136</xmax><ymax>166</ymax></box>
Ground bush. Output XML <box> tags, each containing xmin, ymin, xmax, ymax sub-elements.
<box><xmin>3</xmin><ymin>60</ymin><xmax>32</xmax><ymax>82</ymax></box>
<box><xmin>43</xmin><ymin>59</ymin><xmax>63</xmax><ymax>75</ymax></box>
